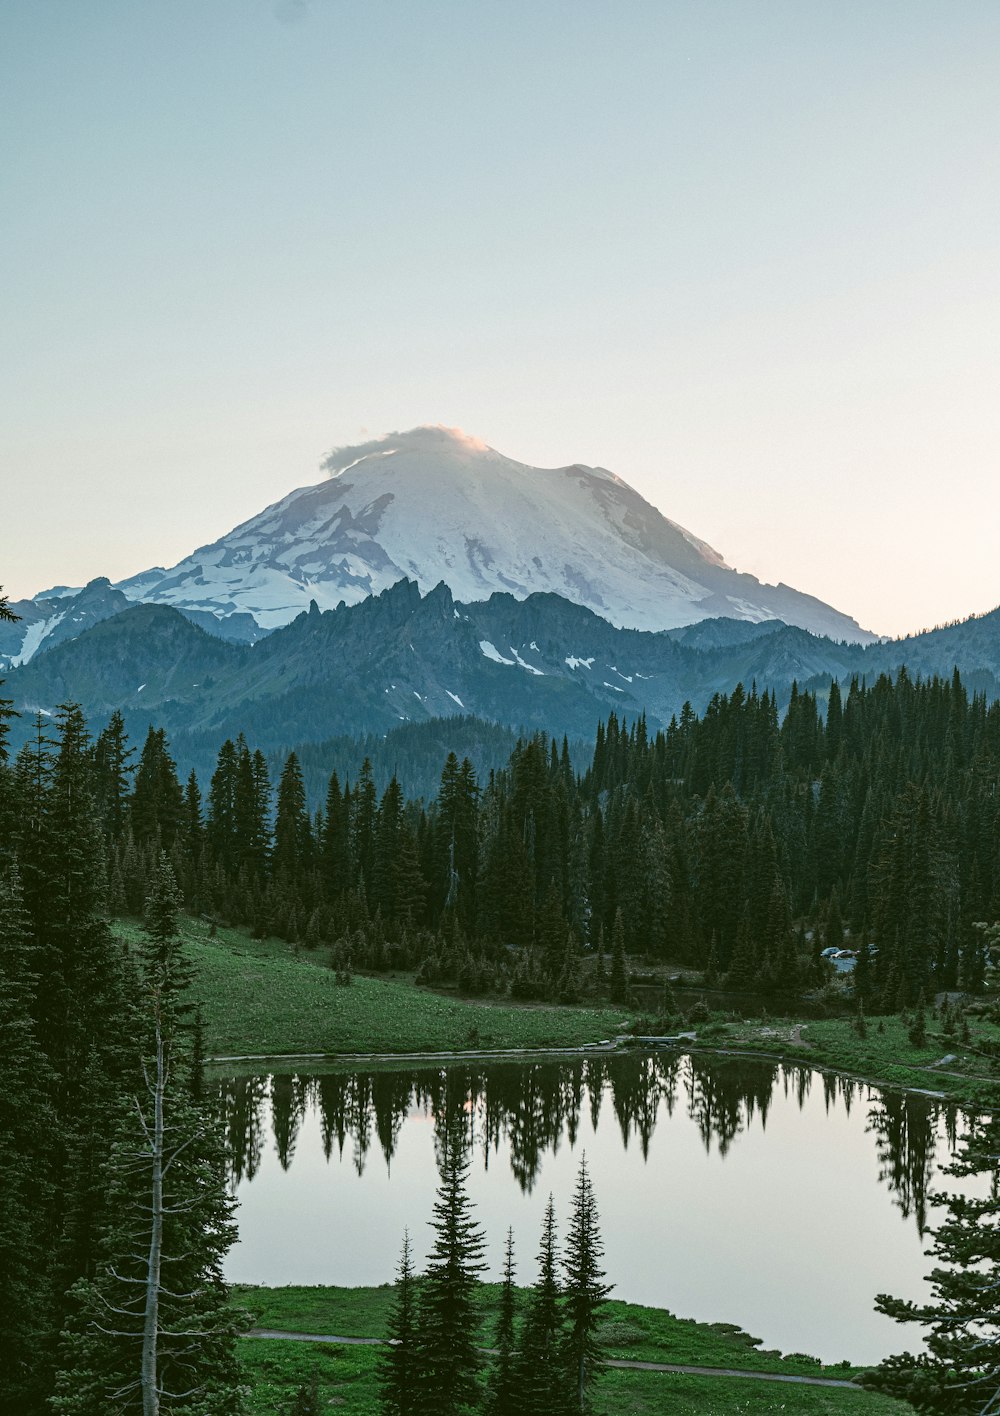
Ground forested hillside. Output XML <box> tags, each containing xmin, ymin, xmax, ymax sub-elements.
<box><xmin>56</xmin><ymin>666</ymin><xmax>1000</xmax><ymax>1011</ymax></box>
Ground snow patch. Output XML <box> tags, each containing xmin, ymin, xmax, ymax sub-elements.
<box><xmin>565</xmin><ymin>656</ymin><xmax>595</xmax><ymax>671</ymax></box>
<box><xmin>509</xmin><ymin>646</ymin><xmax>543</xmax><ymax>676</ymax></box>
<box><xmin>603</xmin><ymin>682</ymin><xmax>625</xmax><ymax>692</ymax></box>
<box><xmin>10</xmin><ymin>618</ymin><xmax>56</xmax><ymax>666</ymax></box>
<box><xmin>480</xmin><ymin>640</ymin><xmax>515</xmax><ymax>666</ymax></box>
<box><xmin>446</xmin><ymin>690</ymin><xmax>465</xmax><ymax>707</ymax></box>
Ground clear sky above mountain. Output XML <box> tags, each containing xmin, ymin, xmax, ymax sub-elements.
<box><xmin>2</xmin><ymin>1</ymin><xmax>998</xmax><ymax>636</ymax></box>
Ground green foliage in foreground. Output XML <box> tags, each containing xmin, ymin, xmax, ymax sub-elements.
<box><xmin>112</xmin><ymin>916</ymin><xmax>631</xmax><ymax>1057</ymax></box>
<box><xmin>234</xmin><ymin>1284</ymin><xmax>869</xmax><ymax>1383</ymax></box>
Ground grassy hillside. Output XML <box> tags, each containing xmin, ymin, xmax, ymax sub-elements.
<box><xmin>112</xmin><ymin>915</ymin><xmax>631</xmax><ymax>1058</ymax></box>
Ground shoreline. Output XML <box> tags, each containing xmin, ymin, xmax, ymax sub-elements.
<box><xmin>208</xmin><ymin>1035</ymin><xmax>989</xmax><ymax>1108</ymax></box>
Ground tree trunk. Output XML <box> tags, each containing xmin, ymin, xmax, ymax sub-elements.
<box><xmin>141</xmin><ymin>1021</ymin><xmax>164</xmax><ymax>1416</ymax></box>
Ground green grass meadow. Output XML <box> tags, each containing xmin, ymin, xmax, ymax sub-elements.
<box><xmin>113</xmin><ymin>915</ymin><xmax>632</xmax><ymax>1058</ymax></box>
<box><xmin>235</xmin><ymin>1285</ymin><xmax>910</xmax><ymax>1416</ymax></box>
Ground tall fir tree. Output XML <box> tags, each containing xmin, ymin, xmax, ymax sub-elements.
<box><xmin>562</xmin><ymin>1155</ymin><xmax>611</xmax><ymax>1412</ymax></box>
<box><xmin>517</xmin><ymin>1197</ymin><xmax>568</xmax><ymax>1416</ymax></box>
<box><xmin>413</xmin><ymin>1122</ymin><xmax>488</xmax><ymax>1416</ymax></box>
<box><xmin>51</xmin><ymin>860</ymin><xmax>244</xmax><ymax>1416</ymax></box>
<box><xmin>379</xmin><ymin>1232</ymin><xmax>420</xmax><ymax>1416</ymax></box>
<box><xmin>485</xmin><ymin>1229</ymin><xmax>519</xmax><ymax>1416</ymax></box>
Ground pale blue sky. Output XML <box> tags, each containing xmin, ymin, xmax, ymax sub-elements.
<box><xmin>2</xmin><ymin>1</ymin><xmax>998</xmax><ymax>635</ymax></box>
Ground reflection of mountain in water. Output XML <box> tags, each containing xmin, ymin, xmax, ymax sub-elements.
<box><xmin>216</xmin><ymin>1055</ymin><xmax>961</xmax><ymax>1234</ymax></box>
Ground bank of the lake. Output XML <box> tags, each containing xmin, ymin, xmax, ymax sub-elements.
<box><xmin>116</xmin><ymin>915</ymin><xmax>1000</xmax><ymax>1109</ymax></box>
<box><xmin>234</xmin><ymin>1285</ymin><xmax>910</xmax><ymax>1415</ymax></box>
<box><xmin>701</xmin><ymin>1015</ymin><xmax>1000</xmax><ymax>1108</ymax></box>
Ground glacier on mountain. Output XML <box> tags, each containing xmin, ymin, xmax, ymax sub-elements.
<box><xmin>114</xmin><ymin>426</ymin><xmax>873</xmax><ymax>642</ymax></box>
<box><xmin>2</xmin><ymin>425</ymin><xmax>875</xmax><ymax>667</ymax></box>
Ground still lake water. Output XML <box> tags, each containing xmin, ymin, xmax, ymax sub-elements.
<box><xmin>218</xmin><ymin>1053</ymin><xmax>968</xmax><ymax>1366</ymax></box>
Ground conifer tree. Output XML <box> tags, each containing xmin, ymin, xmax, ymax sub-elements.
<box><xmin>517</xmin><ymin>1197</ymin><xmax>568</xmax><ymax>1416</ymax></box>
<box><xmin>206</xmin><ymin>740</ymin><xmax>239</xmax><ymax>874</ymax></box>
<box><xmin>0</xmin><ymin>865</ymin><xmax>57</xmax><ymax>1413</ymax></box>
<box><xmin>379</xmin><ymin>1232</ymin><xmax>420</xmax><ymax>1416</ymax></box>
<box><xmin>413</xmin><ymin>1122</ymin><xmax>487</xmax><ymax>1415</ymax></box>
<box><xmin>130</xmin><ymin>727</ymin><xmax>184</xmax><ymax>851</ymax></box>
<box><xmin>93</xmin><ymin>711</ymin><xmax>136</xmax><ymax>842</ymax></box>
<box><xmin>0</xmin><ymin>591</ymin><xmax>19</xmax><ymax>783</ymax></box>
<box><xmin>562</xmin><ymin>1155</ymin><xmax>611</xmax><ymax>1412</ymax></box>
<box><xmin>273</xmin><ymin>752</ymin><xmax>310</xmax><ymax>885</ymax></box>
<box><xmin>321</xmin><ymin>770</ymin><xmax>351</xmax><ymax>898</ymax></box>
<box><xmin>51</xmin><ymin>863</ymin><xmax>244</xmax><ymax>1416</ymax></box>
<box><xmin>485</xmin><ymin>1229</ymin><xmax>519</xmax><ymax>1416</ymax></box>
<box><xmin>608</xmin><ymin>909</ymin><xmax>629</xmax><ymax>1005</ymax></box>
<box><xmin>867</xmin><ymin>1108</ymin><xmax>1000</xmax><ymax>1414</ymax></box>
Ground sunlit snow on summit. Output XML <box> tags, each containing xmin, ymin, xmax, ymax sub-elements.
<box><xmin>323</xmin><ymin>425</ymin><xmax>489</xmax><ymax>479</ymax></box>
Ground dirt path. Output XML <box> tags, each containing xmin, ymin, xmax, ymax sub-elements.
<box><xmin>245</xmin><ymin>1328</ymin><xmax>861</xmax><ymax>1389</ymax></box>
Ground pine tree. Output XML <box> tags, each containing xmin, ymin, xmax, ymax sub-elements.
<box><xmin>608</xmin><ymin>909</ymin><xmax>629</xmax><ymax>1005</ymax></box>
<box><xmin>379</xmin><ymin>1232</ymin><xmax>420</xmax><ymax>1416</ymax></box>
<box><xmin>44</xmin><ymin>705</ymin><xmax>138</xmax><ymax>1316</ymax></box>
<box><xmin>321</xmin><ymin>770</ymin><xmax>351</xmax><ymax>898</ymax></box>
<box><xmin>51</xmin><ymin>865</ymin><xmax>245</xmax><ymax>1416</ymax></box>
<box><xmin>0</xmin><ymin>865</ymin><xmax>57</xmax><ymax>1413</ymax></box>
<box><xmin>0</xmin><ymin>590</ymin><xmax>20</xmax><ymax>792</ymax></box>
<box><xmin>206</xmin><ymin>740</ymin><xmax>239</xmax><ymax>874</ymax></box>
<box><xmin>562</xmin><ymin>1155</ymin><xmax>611</xmax><ymax>1412</ymax></box>
<box><xmin>142</xmin><ymin>852</ymin><xmax>194</xmax><ymax>1012</ymax></box>
<box><xmin>273</xmin><ymin>752</ymin><xmax>311</xmax><ymax>886</ymax></box>
<box><xmin>130</xmin><ymin>727</ymin><xmax>184</xmax><ymax>851</ymax></box>
<box><xmin>93</xmin><ymin>711</ymin><xmax>136</xmax><ymax>843</ymax></box>
<box><xmin>866</xmin><ymin>1108</ymin><xmax>1000</xmax><ymax>1413</ymax></box>
<box><xmin>485</xmin><ymin>1229</ymin><xmax>519</xmax><ymax>1416</ymax></box>
<box><xmin>517</xmin><ymin>1196</ymin><xmax>568</xmax><ymax>1416</ymax></box>
<box><xmin>413</xmin><ymin>1122</ymin><xmax>487</xmax><ymax>1415</ymax></box>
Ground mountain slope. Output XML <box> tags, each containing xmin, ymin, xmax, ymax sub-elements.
<box><xmin>0</xmin><ymin>577</ymin><xmax>263</xmax><ymax>672</ymax></box>
<box><xmin>8</xmin><ymin>580</ymin><xmax>997</xmax><ymax>770</ymax></box>
<box><xmin>111</xmin><ymin>425</ymin><xmax>873</xmax><ymax>642</ymax></box>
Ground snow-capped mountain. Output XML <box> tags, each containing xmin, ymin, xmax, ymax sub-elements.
<box><xmin>114</xmin><ymin>426</ymin><xmax>873</xmax><ymax>640</ymax></box>
<box><xmin>2</xmin><ymin>425</ymin><xmax>874</xmax><ymax>669</ymax></box>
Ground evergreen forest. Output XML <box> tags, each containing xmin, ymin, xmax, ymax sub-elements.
<box><xmin>55</xmin><ymin>667</ymin><xmax>1000</xmax><ymax>1013</ymax></box>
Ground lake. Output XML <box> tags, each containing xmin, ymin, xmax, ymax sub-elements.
<box><xmin>218</xmin><ymin>1052</ymin><xmax>967</xmax><ymax>1365</ymax></box>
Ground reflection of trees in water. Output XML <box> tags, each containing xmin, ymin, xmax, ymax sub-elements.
<box><xmin>865</xmin><ymin>1092</ymin><xmax>961</xmax><ymax>1234</ymax></box>
<box><xmin>684</xmin><ymin>1057</ymin><xmax>778</xmax><ymax>1156</ymax></box>
<box><xmin>216</xmin><ymin>1055</ymin><xmax>963</xmax><ymax>1225</ymax></box>
<box><xmin>220</xmin><ymin>1075</ymin><xmax>269</xmax><ymax>1182</ymax></box>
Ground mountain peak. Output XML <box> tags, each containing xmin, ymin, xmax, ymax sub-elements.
<box><xmin>4</xmin><ymin>428</ymin><xmax>876</xmax><ymax>667</ymax></box>
<box><xmin>106</xmin><ymin>427</ymin><xmax>874</xmax><ymax>642</ymax></box>
<box><xmin>322</xmin><ymin>425</ymin><xmax>491</xmax><ymax>479</ymax></box>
